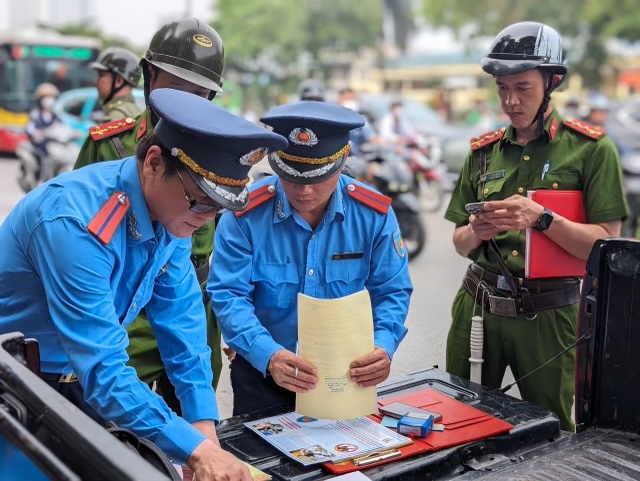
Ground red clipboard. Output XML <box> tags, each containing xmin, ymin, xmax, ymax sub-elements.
<box><xmin>525</xmin><ymin>190</ymin><xmax>587</xmax><ymax>279</ymax></box>
<box><xmin>322</xmin><ymin>389</ymin><xmax>513</xmax><ymax>475</ymax></box>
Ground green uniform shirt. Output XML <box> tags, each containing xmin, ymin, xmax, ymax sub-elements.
<box><xmin>102</xmin><ymin>94</ymin><xmax>142</xmax><ymax>123</ymax></box>
<box><xmin>75</xmin><ymin>108</ymin><xmax>213</xmax><ymax>267</ymax></box>
<box><xmin>445</xmin><ymin>109</ymin><xmax>630</xmax><ymax>277</ymax></box>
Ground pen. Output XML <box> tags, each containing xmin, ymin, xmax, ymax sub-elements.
<box><xmin>541</xmin><ymin>160</ymin><xmax>550</xmax><ymax>181</ymax></box>
<box><xmin>352</xmin><ymin>449</ymin><xmax>402</xmax><ymax>466</ymax></box>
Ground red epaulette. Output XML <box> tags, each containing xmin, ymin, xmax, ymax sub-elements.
<box><xmin>88</xmin><ymin>192</ymin><xmax>130</xmax><ymax>244</ymax></box>
<box><xmin>470</xmin><ymin>127</ymin><xmax>507</xmax><ymax>151</ymax></box>
<box><xmin>89</xmin><ymin>117</ymin><xmax>136</xmax><ymax>141</ymax></box>
<box><xmin>136</xmin><ymin>116</ymin><xmax>148</xmax><ymax>141</ymax></box>
<box><xmin>234</xmin><ymin>184</ymin><xmax>276</xmax><ymax>217</ymax></box>
<box><xmin>346</xmin><ymin>183</ymin><xmax>391</xmax><ymax>214</ymax></box>
<box><xmin>563</xmin><ymin>119</ymin><xmax>605</xmax><ymax>140</ymax></box>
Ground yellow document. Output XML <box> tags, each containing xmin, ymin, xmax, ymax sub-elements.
<box><xmin>296</xmin><ymin>289</ymin><xmax>377</xmax><ymax>420</ymax></box>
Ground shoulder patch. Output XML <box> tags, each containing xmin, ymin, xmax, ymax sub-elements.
<box><xmin>346</xmin><ymin>183</ymin><xmax>391</xmax><ymax>214</ymax></box>
<box><xmin>234</xmin><ymin>184</ymin><xmax>276</xmax><ymax>217</ymax></box>
<box><xmin>89</xmin><ymin>118</ymin><xmax>136</xmax><ymax>141</ymax></box>
<box><xmin>470</xmin><ymin>127</ymin><xmax>506</xmax><ymax>151</ymax></box>
<box><xmin>136</xmin><ymin>116</ymin><xmax>148</xmax><ymax>141</ymax></box>
<box><xmin>88</xmin><ymin>192</ymin><xmax>131</xmax><ymax>244</ymax></box>
<box><xmin>563</xmin><ymin>119</ymin><xmax>604</xmax><ymax>140</ymax></box>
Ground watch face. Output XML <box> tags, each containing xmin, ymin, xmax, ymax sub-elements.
<box><xmin>537</xmin><ymin>209</ymin><xmax>553</xmax><ymax>231</ymax></box>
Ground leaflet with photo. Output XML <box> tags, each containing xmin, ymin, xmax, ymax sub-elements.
<box><xmin>244</xmin><ymin>412</ymin><xmax>412</xmax><ymax>466</ymax></box>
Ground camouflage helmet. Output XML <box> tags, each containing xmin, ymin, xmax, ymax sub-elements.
<box><xmin>89</xmin><ymin>47</ymin><xmax>142</xmax><ymax>86</ymax></box>
<box><xmin>142</xmin><ymin>18</ymin><xmax>224</xmax><ymax>94</ymax></box>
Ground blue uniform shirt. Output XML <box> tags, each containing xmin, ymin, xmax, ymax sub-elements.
<box><xmin>0</xmin><ymin>157</ymin><xmax>217</xmax><ymax>464</ymax></box>
<box><xmin>209</xmin><ymin>175</ymin><xmax>412</xmax><ymax>375</ymax></box>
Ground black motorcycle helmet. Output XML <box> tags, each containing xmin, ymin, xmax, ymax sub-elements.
<box><xmin>90</xmin><ymin>47</ymin><xmax>142</xmax><ymax>104</ymax></box>
<box><xmin>297</xmin><ymin>79</ymin><xmax>326</xmax><ymax>102</ymax></box>
<box><xmin>482</xmin><ymin>22</ymin><xmax>567</xmax><ymax>133</ymax></box>
<box><xmin>140</xmin><ymin>18</ymin><xmax>224</xmax><ymax>102</ymax></box>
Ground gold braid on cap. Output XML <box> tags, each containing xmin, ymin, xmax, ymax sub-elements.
<box><xmin>171</xmin><ymin>148</ymin><xmax>249</xmax><ymax>187</ymax></box>
<box><xmin>276</xmin><ymin>144</ymin><xmax>350</xmax><ymax>165</ymax></box>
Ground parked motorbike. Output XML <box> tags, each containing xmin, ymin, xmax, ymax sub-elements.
<box><xmin>404</xmin><ymin>135</ymin><xmax>446</xmax><ymax>213</ymax></box>
<box><xmin>16</xmin><ymin>123</ymin><xmax>82</xmax><ymax>193</ymax></box>
<box><xmin>345</xmin><ymin>145</ymin><xmax>427</xmax><ymax>260</ymax></box>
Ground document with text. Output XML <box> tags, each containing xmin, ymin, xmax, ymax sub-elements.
<box><xmin>296</xmin><ymin>289</ymin><xmax>377</xmax><ymax>420</ymax></box>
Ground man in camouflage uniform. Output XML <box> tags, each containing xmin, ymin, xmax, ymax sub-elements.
<box><xmin>89</xmin><ymin>47</ymin><xmax>143</xmax><ymax>122</ymax></box>
<box><xmin>444</xmin><ymin>22</ymin><xmax>629</xmax><ymax>431</ymax></box>
<box><xmin>75</xmin><ymin>18</ymin><xmax>225</xmax><ymax>413</ymax></box>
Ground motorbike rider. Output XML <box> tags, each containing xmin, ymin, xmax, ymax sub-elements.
<box><xmin>89</xmin><ymin>47</ymin><xmax>143</xmax><ymax>122</ymax></box>
<box><xmin>25</xmin><ymin>82</ymin><xmax>62</xmax><ymax>181</ymax></box>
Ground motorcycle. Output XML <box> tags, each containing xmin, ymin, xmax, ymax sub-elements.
<box><xmin>345</xmin><ymin>145</ymin><xmax>427</xmax><ymax>260</ymax></box>
<box><xmin>404</xmin><ymin>135</ymin><xmax>446</xmax><ymax>213</ymax></box>
<box><xmin>16</xmin><ymin>123</ymin><xmax>82</xmax><ymax>193</ymax></box>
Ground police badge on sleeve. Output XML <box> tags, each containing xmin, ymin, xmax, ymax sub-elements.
<box><xmin>393</xmin><ymin>227</ymin><xmax>406</xmax><ymax>258</ymax></box>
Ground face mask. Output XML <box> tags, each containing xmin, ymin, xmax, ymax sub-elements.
<box><xmin>342</xmin><ymin>100</ymin><xmax>359</xmax><ymax>111</ymax></box>
<box><xmin>41</xmin><ymin>96</ymin><xmax>56</xmax><ymax>110</ymax></box>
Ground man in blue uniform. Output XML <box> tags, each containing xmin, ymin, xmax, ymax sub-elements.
<box><xmin>208</xmin><ymin>101</ymin><xmax>413</xmax><ymax>415</ymax></box>
<box><xmin>0</xmin><ymin>88</ymin><xmax>287</xmax><ymax>481</ymax></box>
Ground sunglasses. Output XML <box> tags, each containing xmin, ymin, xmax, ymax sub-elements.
<box><xmin>175</xmin><ymin>169</ymin><xmax>225</xmax><ymax>214</ymax></box>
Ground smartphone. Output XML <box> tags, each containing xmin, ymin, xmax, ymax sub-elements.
<box><xmin>379</xmin><ymin>402</ymin><xmax>443</xmax><ymax>422</ymax></box>
<box><xmin>465</xmin><ymin>201</ymin><xmax>487</xmax><ymax>215</ymax></box>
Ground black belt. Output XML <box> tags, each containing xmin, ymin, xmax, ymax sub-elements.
<box><xmin>464</xmin><ymin>265</ymin><xmax>580</xmax><ymax>318</ymax></box>
<box><xmin>40</xmin><ymin>372</ymin><xmax>78</xmax><ymax>383</ymax></box>
<box><xmin>469</xmin><ymin>263</ymin><xmax>579</xmax><ymax>292</ymax></box>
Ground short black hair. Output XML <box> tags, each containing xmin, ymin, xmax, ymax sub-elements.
<box><xmin>135</xmin><ymin>131</ymin><xmax>186</xmax><ymax>179</ymax></box>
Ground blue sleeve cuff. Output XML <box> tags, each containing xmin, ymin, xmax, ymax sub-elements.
<box><xmin>154</xmin><ymin>417</ymin><xmax>207</xmax><ymax>465</ymax></box>
<box><xmin>180</xmin><ymin>386</ymin><xmax>219</xmax><ymax>424</ymax></box>
<box><xmin>374</xmin><ymin>330</ymin><xmax>399</xmax><ymax>360</ymax></box>
<box><xmin>248</xmin><ymin>336</ymin><xmax>284</xmax><ymax>376</ymax></box>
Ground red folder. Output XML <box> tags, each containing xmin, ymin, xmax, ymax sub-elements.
<box><xmin>525</xmin><ymin>190</ymin><xmax>587</xmax><ymax>279</ymax></box>
<box><xmin>322</xmin><ymin>388</ymin><xmax>513</xmax><ymax>475</ymax></box>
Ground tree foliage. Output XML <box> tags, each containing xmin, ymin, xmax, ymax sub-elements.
<box><xmin>420</xmin><ymin>0</ymin><xmax>640</xmax><ymax>88</ymax></box>
<box><xmin>212</xmin><ymin>0</ymin><xmax>384</xmax><ymax>76</ymax></box>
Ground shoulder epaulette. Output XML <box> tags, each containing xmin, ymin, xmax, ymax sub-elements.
<box><xmin>88</xmin><ymin>192</ymin><xmax>130</xmax><ymax>244</ymax></box>
<box><xmin>346</xmin><ymin>183</ymin><xmax>391</xmax><ymax>214</ymax></box>
<box><xmin>136</xmin><ymin>116</ymin><xmax>148</xmax><ymax>141</ymax></box>
<box><xmin>234</xmin><ymin>184</ymin><xmax>276</xmax><ymax>217</ymax></box>
<box><xmin>470</xmin><ymin>127</ymin><xmax>506</xmax><ymax>151</ymax></box>
<box><xmin>89</xmin><ymin>117</ymin><xmax>136</xmax><ymax>141</ymax></box>
<box><xmin>563</xmin><ymin>119</ymin><xmax>605</xmax><ymax>140</ymax></box>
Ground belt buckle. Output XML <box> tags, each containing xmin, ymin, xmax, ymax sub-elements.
<box><xmin>488</xmin><ymin>295</ymin><xmax>517</xmax><ymax>317</ymax></box>
<box><xmin>58</xmin><ymin>373</ymin><xmax>77</xmax><ymax>383</ymax></box>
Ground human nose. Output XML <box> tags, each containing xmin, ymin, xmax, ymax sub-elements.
<box><xmin>294</xmin><ymin>184</ymin><xmax>314</xmax><ymax>194</ymax></box>
<box><xmin>505</xmin><ymin>90</ymin><xmax>519</xmax><ymax>107</ymax></box>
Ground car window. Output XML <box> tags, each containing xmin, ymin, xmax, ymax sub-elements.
<box><xmin>61</xmin><ymin>97</ymin><xmax>86</xmax><ymax>118</ymax></box>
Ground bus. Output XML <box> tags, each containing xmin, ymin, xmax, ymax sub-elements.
<box><xmin>0</xmin><ymin>30</ymin><xmax>101</xmax><ymax>153</ymax></box>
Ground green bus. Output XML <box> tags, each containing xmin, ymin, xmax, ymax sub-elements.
<box><xmin>0</xmin><ymin>30</ymin><xmax>101</xmax><ymax>153</ymax></box>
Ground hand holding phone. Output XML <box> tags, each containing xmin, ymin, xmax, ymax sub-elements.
<box><xmin>465</xmin><ymin>201</ymin><xmax>487</xmax><ymax>215</ymax></box>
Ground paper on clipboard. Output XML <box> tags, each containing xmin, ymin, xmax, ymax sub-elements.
<box><xmin>296</xmin><ymin>289</ymin><xmax>377</xmax><ymax>420</ymax></box>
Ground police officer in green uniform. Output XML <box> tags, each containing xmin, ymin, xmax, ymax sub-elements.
<box><xmin>89</xmin><ymin>47</ymin><xmax>143</xmax><ymax>122</ymax></box>
<box><xmin>75</xmin><ymin>18</ymin><xmax>225</xmax><ymax>413</ymax></box>
<box><xmin>444</xmin><ymin>22</ymin><xmax>629</xmax><ymax>431</ymax></box>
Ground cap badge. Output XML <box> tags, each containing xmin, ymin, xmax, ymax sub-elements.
<box><xmin>289</xmin><ymin>128</ymin><xmax>318</xmax><ymax>146</ymax></box>
<box><xmin>193</xmin><ymin>34</ymin><xmax>212</xmax><ymax>48</ymax></box>
<box><xmin>239</xmin><ymin>147</ymin><xmax>269</xmax><ymax>166</ymax></box>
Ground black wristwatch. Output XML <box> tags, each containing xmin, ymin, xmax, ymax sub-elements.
<box><xmin>533</xmin><ymin>208</ymin><xmax>554</xmax><ymax>232</ymax></box>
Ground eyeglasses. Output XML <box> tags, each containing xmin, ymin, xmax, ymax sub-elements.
<box><xmin>175</xmin><ymin>169</ymin><xmax>225</xmax><ymax>214</ymax></box>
